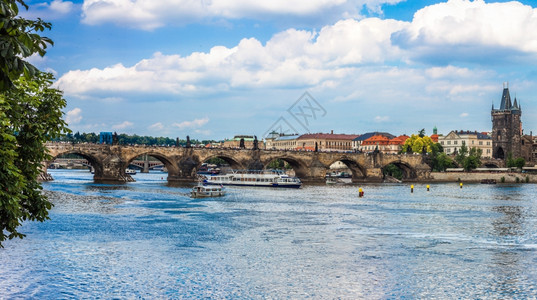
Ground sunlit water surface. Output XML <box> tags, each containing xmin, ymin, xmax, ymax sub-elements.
<box><xmin>2</xmin><ymin>169</ymin><xmax>537</xmax><ymax>299</ymax></box>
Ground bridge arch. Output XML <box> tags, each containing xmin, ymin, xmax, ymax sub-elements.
<box><xmin>261</xmin><ymin>156</ymin><xmax>310</xmax><ymax>179</ymax></box>
<box><xmin>199</xmin><ymin>155</ymin><xmax>244</xmax><ymax>170</ymax></box>
<box><xmin>327</xmin><ymin>157</ymin><xmax>367</xmax><ymax>180</ymax></box>
<box><xmin>381</xmin><ymin>160</ymin><xmax>418</xmax><ymax>180</ymax></box>
<box><xmin>124</xmin><ymin>152</ymin><xmax>179</xmax><ymax>175</ymax></box>
<box><xmin>48</xmin><ymin>150</ymin><xmax>103</xmax><ymax>178</ymax></box>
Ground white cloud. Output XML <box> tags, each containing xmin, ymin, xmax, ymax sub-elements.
<box><xmin>55</xmin><ymin>18</ymin><xmax>405</xmax><ymax>97</ymax></box>
<box><xmin>374</xmin><ymin>116</ymin><xmax>390</xmax><ymax>122</ymax></box>
<box><xmin>149</xmin><ymin>122</ymin><xmax>164</xmax><ymax>131</ymax></box>
<box><xmin>23</xmin><ymin>0</ymin><xmax>75</xmax><ymax>19</ymax></box>
<box><xmin>65</xmin><ymin>108</ymin><xmax>82</xmax><ymax>125</ymax></box>
<box><xmin>460</xmin><ymin>113</ymin><xmax>469</xmax><ymax>118</ymax></box>
<box><xmin>80</xmin><ymin>0</ymin><xmax>406</xmax><ymax>30</ymax></box>
<box><xmin>173</xmin><ymin>117</ymin><xmax>210</xmax><ymax>130</ymax></box>
<box><xmin>112</xmin><ymin>121</ymin><xmax>134</xmax><ymax>130</ymax></box>
<box><xmin>392</xmin><ymin>0</ymin><xmax>537</xmax><ymax>62</ymax></box>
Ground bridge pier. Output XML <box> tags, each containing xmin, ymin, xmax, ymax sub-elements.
<box><xmin>93</xmin><ymin>156</ymin><xmax>134</xmax><ymax>183</ymax></box>
<box><xmin>141</xmin><ymin>154</ymin><xmax>150</xmax><ymax>173</ymax></box>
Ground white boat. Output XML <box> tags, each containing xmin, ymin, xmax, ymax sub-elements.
<box><xmin>125</xmin><ymin>168</ymin><xmax>136</xmax><ymax>175</ymax></box>
<box><xmin>203</xmin><ymin>170</ymin><xmax>302</xmax><ymax>188</ymax></box>
<box><xmin>191</xmin><ymin>184</ymin><xmax>226</xmax><ymax>198</ymax></box>
<box><xmin>326</xmin><ymin>177</ymin><xmax>345</xmax><ymax>185</ymax></box>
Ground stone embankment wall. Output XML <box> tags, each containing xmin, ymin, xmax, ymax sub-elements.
<box><xmin>430</xmin><ymin>172</ymin><xmax>537</xmax><ymax>183</ymax></box>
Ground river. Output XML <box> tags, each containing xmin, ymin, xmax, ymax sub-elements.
<box><xmin>1</xmin><ymin>169</ymin><xmax>537</xmax><ymax>299</ymax></box>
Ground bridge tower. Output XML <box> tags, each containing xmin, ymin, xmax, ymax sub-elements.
<box><xmin>491</xmin><ymin>82</ymin><xmax>522</xmax><ymax>160</ymax></box>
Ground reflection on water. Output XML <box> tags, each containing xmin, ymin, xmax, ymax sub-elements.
<box><xmin>1</xmin><ymin>170</ymin><xmax>537</xmax><ymax>298</ymax></box>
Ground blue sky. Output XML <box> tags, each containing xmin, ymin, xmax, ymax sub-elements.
<box><xmin>23</xmin><ymin>0</ymin><xmax>537</xmax><ymax>140</ymax></box>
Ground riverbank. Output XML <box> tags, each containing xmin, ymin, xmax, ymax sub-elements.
<box><xmin>430</xmin><ymin>171</ymin><xmax>537</xmax><ymax>183</ymax></box>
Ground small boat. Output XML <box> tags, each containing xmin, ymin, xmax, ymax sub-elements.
<box><xmin>203</xmin><ymin>169</ymin><xmax>301</xmax><ymax>188</ymax></box>
<box><xmin>191</xmin><ymin>184</ymin><xmax>226</xmax><ymax>198</ymax></box>
<box><xmin>326</xmin><ymin>176</ymin><xmax>345</xmax><ymax>185</ymax></box>
<box><xmin>481</xmin><ymin>179</ymin><xmax>496</xmax><ymax>184</ymax></box>
<box><xmin>125</xmin><ymin>168</ymin><xmax>137</xmax><ymax>175</ymax></box>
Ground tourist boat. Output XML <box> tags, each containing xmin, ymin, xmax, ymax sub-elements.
<box><xmin>125</xmin><ymin>168</ymin><xmax>137</xmax><ymax>175</ymax></box>
<box><xmin>202</xmin><ymin>170</ymin><xmax>302</xmax><ymax>188</ymax></box>
<box><xmin>191</xmin><ymin>184</ymin><xmax>226</xmax><ymax>198</ymax></box>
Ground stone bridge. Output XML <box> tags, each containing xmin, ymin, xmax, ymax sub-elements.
<box><xmin>45</xmin><ymin>143</ymin><xmax>434</xmax><ymax>183</ymax></box>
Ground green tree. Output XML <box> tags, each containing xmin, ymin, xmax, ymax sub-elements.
<box><xmin>455</xmin><ymin>142</ymin><xmax>469</xmax><ymax>166</ymax></box>
<box><xmin>506</xmin><ymin>153</ymin><xmax>525</xmax><ymax>169</ymax></box>
<box><xmin>1</xmin><ymin>1</ymin><xmax>61</xmax><ymax>247</ymax></box>
<box><xmin>514</xmin><ymin>157</ymin><xmax>526</xmax><ymax>169</ymax></box>
<box><xmin>453</xmin><ymin>143</ymin><xmax>481</xmax><ymax>171</ymax></box>
<box><xmin>402</xmin><ymin>134</ymin><xmax>434</xmax><ymax>154</ymax></box>
<box><xmin>433</xmin><ymin>152</ymin><xmax>455</xmax><ymax>171</ymax></box>
<box><xmin>1</xmin><ymin>0</ymin><xmax>53</xmax><ymax>90</ymax></box>
<box><xmin>1</xmin><ymin>73</ymin><xmax>69</xmax><ymax>246</ymax></box>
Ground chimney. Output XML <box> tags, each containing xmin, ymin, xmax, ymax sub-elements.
<box><xmin>331</xmin><ymin>130</ymin><xmax>333</xmax><ymax>134</ymax></box>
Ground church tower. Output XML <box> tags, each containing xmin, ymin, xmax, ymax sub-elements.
<box><xmin>491</xmin><ymin>82</ymin><xmax>522</xmax><ymax>159</ymax></box>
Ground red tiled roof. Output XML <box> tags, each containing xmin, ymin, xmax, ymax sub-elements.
<box><xmin>363</xmin><ymin>135</ymin><xmax>390</xmax><ymax>145</ymax></box>
<box><xmin>389</xmin><ymin>135</ymin><xmax>409</xmax><ymax>145</ymax></box>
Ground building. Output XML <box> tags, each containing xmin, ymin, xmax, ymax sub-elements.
<box><xmin>296</xmin><ymin>132</ymin><xmax>360</xmax><ymax>152</ymax></box>
<box><xmin>491</xmin><ymin>83</ymin><xmax>522</xmax><ymax>159</ymax></box>
<box><xmin>99</xmin><ymin>132</ymin><xmax>113</xmax><ymax>144</ymax></box>
<box><xmin>352</xmin><ymin>132</ymin><xmax>395</xmax><ymax>151</ymax></box>
<box><xmin>264</xmin><ymin>132</ymin><xmax>299</xmax><ymax>150</ymax></box>
<box><xmin>358</xmin><ymin>134</ymin><xmax>409</xmax><ymax>154</ymax></box>
<box><xmin>439</xmin><ymin>130</ymin><xmax>493</xmax><ymax>158</ymax></box>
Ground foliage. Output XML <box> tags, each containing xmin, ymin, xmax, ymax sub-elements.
<box><xmin>383</xmin><ymin>163</ymin><xmax>403</xmax><ymax>180</ymax></box>
<box><xmin>0</xmin><ymin>73</ymin><xmax>69</xmax><ymax>246</ymax></box>
<box><xmin>501</xmin><ymin>176</ymin><xmax>505</xmax><ymax>183</ymax></box>
<box><xmin>506</xmin><ymin>152</ymin><xmax>525</xmax><ymax>169</ymax></box>
<box><xmin>455</xmin><ymin>142</ymin><xmax>469</xmax><ymax>166</ymax></box>
<box><xmin>0</xmin><ymin>0</ymin><xmax>53</xmax><ymax>91</ymax></box>
<box><xmin>431</xmin><ymin>152</ymin><xmax>454</xmax><ymax>172</ymax></box>
<box><xmin>54</xmin><ymin>132</ymin><xmax>220</xmax><ymax>147</ymax></box>
<box><xmin>402</xmin><ymin>134</ymin><xmax>435</xmax><ymax>154</ymax></box>
<box><xmin>514</xmin><ymin>158</ymin><xmax>525</xmax><ymax>169</ymax></box>
<box><xmin>453</xmin><ymin>142</ymin><xmax>482</xmax><ymax>171</ymax></box>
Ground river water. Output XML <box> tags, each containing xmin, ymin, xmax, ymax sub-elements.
<box><xmin>1</xmin><ymin>169</ymin><xmax>537</xmax><ymax>299</ymax></box>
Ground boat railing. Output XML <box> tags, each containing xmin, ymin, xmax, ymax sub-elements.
<box><xmin>229</xmin><ymin>169</ymin><xmax>287</xmax><ymax>175</ymax></box>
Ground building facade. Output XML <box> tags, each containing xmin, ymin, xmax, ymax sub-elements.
<box><xmin>439</xmin><ymin>130</ymin><xmax>493</xmax><ymax>158</ymax></box>
<box><xmin>352</xmin><ymin>132</ymin><xmax>395</xmax><ymax>151</ymax></box>
<box><xmin>491</xmin><ymin>83</ymin><xmax>522</xmax><ymax>159</ymax></box>
<box><xmin>265</xmin><ymin>134</ymin><xmax>299</xmax><ymax>150</ymax></box>
<box><xmin>297</xmin><ymin>132</ymin><xmax>360</xmax><ymax>152</ymax></box>
<box><xmin>358</xmin><ymin>134</ymin><xmax>409</xmax><ymax>154</ymax></box>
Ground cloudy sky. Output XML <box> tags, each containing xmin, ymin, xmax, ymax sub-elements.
<box><xmin>24</xmin><ymin>0</ymin><xmax>537</xmax><ymax>140</ymax></box>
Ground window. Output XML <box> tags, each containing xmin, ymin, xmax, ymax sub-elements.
<box><xmin>448</xmin><ymin>141</ymin><xmax>451</xmax><ymax>145</ymax></box>
<box><xmin>454</xmin><ymin>141</ymin><xmax>458</xmax><ymax>145</ymax></box>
